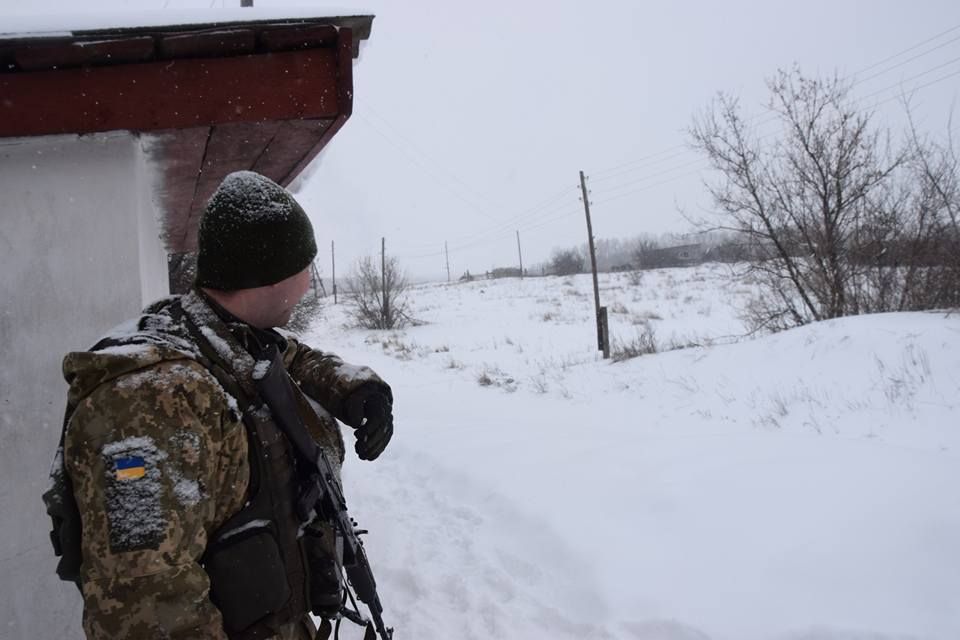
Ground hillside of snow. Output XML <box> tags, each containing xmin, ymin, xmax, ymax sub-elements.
<box><xmin>301</xmin><ymin>265</ymin><xmax>960</xmax><ymax>640</ymax></box>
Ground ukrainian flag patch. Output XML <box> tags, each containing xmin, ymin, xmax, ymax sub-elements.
<box><xmin>115</xmin><ymin>456</ymin><xmax>146</xmax><ymax>480</ymax></box>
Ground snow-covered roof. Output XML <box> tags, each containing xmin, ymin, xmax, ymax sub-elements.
<box><xmin>0</xmin><ymin>10</ymin><xmax>373</xmax><ymax>59</ymax></box>
<box><xmin>0</xmin><ymin>8</ymin><xmax>367</xmax><ymax>37</ymax></box>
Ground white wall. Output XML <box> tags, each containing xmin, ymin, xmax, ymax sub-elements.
<box><xmin>0</xmin><ymin>132</ymin><xmax>169</xmax><ymax>639</ymax></box>
<box><xmin>135</xmin><ymin>137</ymin><xmax>172</xmax><ymax>305</ymax></box>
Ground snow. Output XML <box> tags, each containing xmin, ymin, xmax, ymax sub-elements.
<box><xmin>252</xmin><ymin>359</ymin><xmax>271</xmax><ymax>381</ymax></box>
<box><xmin>217</xmin><ymin>519</ymin><xmax>272</xmax><ymax>543</ymax></box>
<box><xmin>0</xmin><ymin>8</ymin><xmax>370</xmax><ymax>40</ymax></box>
<box><xmin>333</xmin><ymin>362</ymin><xmax>377</xmax><ymax>384</ymax></box>
<box><xmin>101</xmin><ymin>435</ymin><xmax>163</xmax><ymax>459</ymax></box>
<box><xmin>302</xmin><ymin>264</ymin><xmax>960</xmax><ymax>640</ymax></box>
<box><xmin>199</xmin><ymin>325</ymin><xmax>241</xmax><ymax>367</ymax></box>
<box><xmin>101</xmin><ymin>435</ymin><xmax>168</xmax><ymax>551</ymax></box>
<box><xmin>114</xmin><ymin>361</ymin><xmax>207</xmax><ymax>389</ymax></box>
<box><xmin>172</xmin><ymin>478</ymin><xmax>202</xmax><ymax>508</ymax></box>
<box><xmin>210</xmin><ymin>171</ymin><xmax>300</xmax><ymax>223</ymax></box>
<box><xmin>94</xmin><ymin>343</ymin><xmax>157</xmax><ymax>358</ymax></box>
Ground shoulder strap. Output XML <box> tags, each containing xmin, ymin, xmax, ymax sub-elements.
<box><xmin>42</xmin><ymin>404</ymin><xmax>83</xmax><ymax>588</ymax></box>
<box><xmin>253</xmin><ymin>344</ymin><xmax>321</xmax><ymax>467</ymax></box>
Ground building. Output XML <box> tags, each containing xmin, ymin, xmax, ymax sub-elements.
<box><xmin>0</xmin><ymin>12</ymin><xmax>372</xmax><ymax>638</ymax></box>
<box><xmin>638</xmin><ymin>243</ymin><xmax>708</xmax><ymax>269</ymax></box>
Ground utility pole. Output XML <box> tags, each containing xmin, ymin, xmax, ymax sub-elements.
<box><xmin>445</xmin><ymin>241</ymin><xmax>451</xmax><ymax>283</ymax></box>
<box><xmin>516</xmin><ymin>230</ymin><xmax>524</xmax><ymax>279</ymax></box>
<box><xmin>310</xmin><ymin>260</ymin><xmax>326</xmax><ymax>299</ymax></box>
<box><xmin>331</xmin><ymin>240</ymin><xmax>337</xmax><ymax>304</ymax></box>
<box><xmin>381</xmin><ymin>237</ymin><xmax>389</xmax><ymax>326</ymax></box>
<box><xmin>580</xmin><ymin>170</ymin><xmax>608</xmax><ymax>357</ymax></box>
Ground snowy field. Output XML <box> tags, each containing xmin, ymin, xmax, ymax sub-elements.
<box><xmin>301</xmin><ymin>264</ymin><xmax>960</xmax><ymax>640</ymax></box>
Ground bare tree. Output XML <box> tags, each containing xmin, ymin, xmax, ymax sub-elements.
<box><xmin>632</xmin><ymin>238</ymin><xmax>660</xmax><ymax>269</ymax></box>
<box><xmin>901</xmin><ymin>108</ymin><xmax>960</xmax><ymax>309</ymax></box>
<box><xmin>690</xmin><ymin>68</ymin><xmax>957</xmax><ymax>331</ymax></box>
<box><xmin>346</xmin><ymin>255</ymin><xmax>411</xmax><ymax>329</ymax></box>
<box><xmin>550</xmin><ymin>248</ymin><xmax>585</xmax><ymax>276</ymax></box>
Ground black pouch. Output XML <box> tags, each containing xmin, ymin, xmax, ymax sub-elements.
<box><xmin>205</xmin><ymin>525</ymin><xmax>291</xmax><ymax>633</ymax></box>
<box><xmin>302</xmin><ymin>521</ymin><xmax>343</xmax><ymax>617</ymax></box>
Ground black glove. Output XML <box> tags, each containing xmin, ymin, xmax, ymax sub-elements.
<box><xmin>344</xmin><ymin>384</ymin><xmax>393</xmax><ymax>461</ymax></box>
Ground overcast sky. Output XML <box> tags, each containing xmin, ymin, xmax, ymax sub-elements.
<box><xmin>5</xmin><ymin>0</ymin><xmax>960</xmax><ymax>280</ymax></box>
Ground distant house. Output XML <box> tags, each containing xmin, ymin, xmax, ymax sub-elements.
<box><xmin>0</xmin><ymin>13</ymin><xmax>372</xmax><ymax>639</ymax></box>
<box><xmin>638</xmin><ymin>243</ymin><xmax>708</xmax><ymax>269</ymax></box>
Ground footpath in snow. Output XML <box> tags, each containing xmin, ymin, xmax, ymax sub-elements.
<box><xmin>302</xmin><ymin>266</ymin><xmax>960</xmax><ymax>640</ymax></box>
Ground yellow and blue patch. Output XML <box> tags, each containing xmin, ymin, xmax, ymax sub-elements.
<box><xmin>114</xmin><ymin>456</ymin><xmax>146</xmax><ymax>481</ymax></box>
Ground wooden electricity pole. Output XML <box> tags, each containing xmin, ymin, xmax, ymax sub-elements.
<box><xmin>580</xmin><ymin>170</ymin><xmax>609</xmax><ymax>358</ymax></box>
<box><xmin>310</xmin><ymin>260</ymin><xmax>326</xmax><ymax>298</ymax></box>
<box><xmin>445</xmin><ymin>241</ymin><xmax>451</xmax><ymax>282</ymax></box>
<box><xmin>516</xmin><ymin>230</ymin><xmax>524</xmax><ymax>279</ymax></box>
<box><xmin>381</xmin><ymin>237</ymin><xmax>389</xmax><ymax>325</ymax></box>
<box><xmin>331</xmin><ymin>240</ymin><xmax>337</xmax><ymax>304</ymax></box>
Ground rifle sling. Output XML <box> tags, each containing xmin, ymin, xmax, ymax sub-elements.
<box><xmin>253</xmin><ymin>344</ymin><xmax>323</xmax><ymax>472</ymax></box>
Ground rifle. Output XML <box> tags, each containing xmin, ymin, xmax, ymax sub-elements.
<box><xmin>313</xmin><ymin>446</ymin><xmax>393</xmax><ymax>640</ymax></box>
<box><xmin>254</xmin><ymin>345</ymin><xmax>393</xmax><ymax>640</ymax></box>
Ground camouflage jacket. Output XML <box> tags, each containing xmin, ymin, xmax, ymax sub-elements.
<box><xmin>60</xmin><ymin>290</ymin><xmax>385</xmax><ymax>639</ymax></box>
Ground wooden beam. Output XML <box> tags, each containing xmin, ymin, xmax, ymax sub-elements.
<box><xmin>259</xmin><ymin>24</ymin><xmax>339</xmax><ymax>51</ymax></box>
<box><xmin>252</xmin><ymin>119</ymin><xmax>332</xmax><ymax>180</ymax></box>
<box><xmin>179</xmin><ymin>120</ymin><xmax>286</xmax><ymax>250</ymax></box>
<box><xmin>0</xmin><ymin>48</ymin><xmax>339</xmax><ymax>138</ymax></box>
<box><xmin>157</xmin><ymin>28</ymin><xmax>257</xmax><ymax>59</ymax></box>
<box><xmin>279</xmin><ymin>28</ymin><xmax>354</xmax><ymax>186</ymax></box>
<box><xmin>14</xmin><ymin>36</ymin><xmax>155</xmax><ymax>71</ymax></box>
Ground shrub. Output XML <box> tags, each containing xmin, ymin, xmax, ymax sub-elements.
<box><xmin>550</xmin><ymin>249</ymin><xmax>585</xmax><ymax>276</ymax></box>
<box><xmin>611</xmin><ymin>327</ymin><xmax>658</xmax><ymax>362</ymax></box>
<box><xmin>346</xmin><ymin>255</ymin><xmax>411</xmax><ymax>330</ymax></box>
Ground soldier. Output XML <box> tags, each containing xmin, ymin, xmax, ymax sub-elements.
<box><xmin>46</xmin><ymin>171</ymin><xmax>393</xmax><ymax>639</ymax></box>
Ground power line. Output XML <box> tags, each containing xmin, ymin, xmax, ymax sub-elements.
<box><xmin>355</xmin><ymin>113</ymin><xmax>502</xmax><ymax>223</ymax></box>
<box><xmin>592</xmin><ymin>54</ymin><xmax>960</xmax><ymax>198</ymax></box>
<box><xmin>390</xmin><ymin>185</ymin><xmax>579</xmax><ymax>255</ymax></box>
<box><xmin>354</xmin><ymin>22</ymin><xmax>960</xmax><ymax>269</ymax></box>
<box><xmin>355</xmin><ymin>103</ymin><xmax>585</xmax><ymax>255</ymax></box>
<box><xmin>589</xmin><ymin>21</ymin><xmax>960</xmax><ymax>179</ymax></box>
<box><xmin>852</xmin><ymin>22</ymin><xmax>960</xmax><ymax>77</ymax></box>
<box><xmin>397</xmin><ymin>58</ymin><xmax>960</xmax><ymax>263</ymax></box>
<box><xmin>857</xmin><ymin>55</ymin><xmax>960</xmax><ymax>104</ymax></box>
<box><xmin>447</xmin><ymin>205</ymin><xmax>583</xmax><ymax>254</ymax></box>
<box><xmin>590</xmin><ymin>144</ymin><xmax>691</xmax><ymax>179</ymax></box>
<box><xmin>590</xmin><ymin>62</ymin><xmax>960</xmax><ymax>207</ymax></box>
<box><xmin>852</xmin><ymin>33</ymin><xmax>960</xmax><ymax>88</ymax></box>
<box><xmin>395</xmin><ymin>195</ymin><xmax>582</xmax><ymax>259</ymax></box>
<box><xmin>395</xmin><ymin>193</ymin><xmax>587</xmax><ymax>260</ymax></box>
<box><xmin>358</xmin><ymin>99</ymin><xmax>508</xmax><ymax>212</ymax></box>
<box><xmin>588</xmin><ymin>148</ymin><xmax>694</xmax><ymax>185</ymax></box>
<box><xmin>590</xmin><ymin>157</ymin><xmax>708</xmax><ymax>197</ymax></box>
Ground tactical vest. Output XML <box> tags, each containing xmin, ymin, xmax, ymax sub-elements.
<box><xmin>198</xmin><ymin>363</ymin><xmax>312</xmax><ymax>640</ymax></box>
<box><xmin>44</xmin><ymin>296</ymin><xmax>338</xmax><ymax>640</ymax></box>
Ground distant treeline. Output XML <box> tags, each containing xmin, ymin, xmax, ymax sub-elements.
<box><xmin>533</xmin><ymin>231</ymin><xmax>738</xmax><ymax>276</ymax></box>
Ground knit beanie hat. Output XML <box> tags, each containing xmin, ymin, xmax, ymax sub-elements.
<box><xmin>195</xmin><ymin>171</ymin><xmax>318</xmax><ymax>290</ymax></box>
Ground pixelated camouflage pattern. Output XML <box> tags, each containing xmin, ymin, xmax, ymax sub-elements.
<box><xmin>61</xmin><ymin>290</ymin><xmax>384</xmax><ymax>639</ymax></box>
